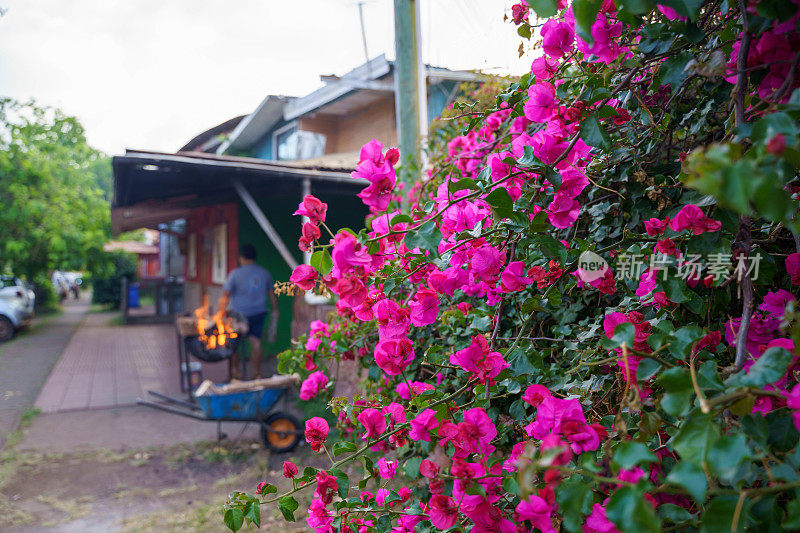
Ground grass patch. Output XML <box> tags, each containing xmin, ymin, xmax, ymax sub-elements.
<box><xmin>19</xmin><ymin>406</ymin><xmax>40</xmax><ymax>427</ymax></box>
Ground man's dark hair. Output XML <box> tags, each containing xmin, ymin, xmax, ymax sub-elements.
<box><xmin>240</xmin><ymin>244</ymin><xmax>257</xmax><ymax>261</ymax></box>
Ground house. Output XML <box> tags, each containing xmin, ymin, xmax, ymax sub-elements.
<box><xmin>103</xmin><ymin>233</ymin><xmax>161</xmax><ymax>279</ymax></box>
<box><xmin>111</xmin><ymin>55</ymin><xmax>476</xmax><ymax>352</ymax></box>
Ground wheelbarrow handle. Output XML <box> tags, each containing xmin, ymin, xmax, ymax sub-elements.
<box><xmin>146</xmin><ymin>390</ymin><xmax>202</xmax><ymax>411</ymax></box>
<box><xmin>137</xmin><ymin>398</ymin><xmax>209</xmax><ymax>420</ymax></box>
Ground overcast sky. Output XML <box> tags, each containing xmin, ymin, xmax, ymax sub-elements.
<box><xmin>0</xmin><ymin>0</ymin><xmax>529</xmax><ymax>155</ymax></box>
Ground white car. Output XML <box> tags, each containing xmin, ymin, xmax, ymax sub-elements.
<box><xmin>0</xmin><ymin>276</ymin><xmax>35</xmax><ymax>342</ymax></box>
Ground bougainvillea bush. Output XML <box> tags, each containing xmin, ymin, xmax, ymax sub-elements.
<box><xmin>225</xmin><ymin>0</ymin><xmax>800</xmax><ymax>531</ymax></box>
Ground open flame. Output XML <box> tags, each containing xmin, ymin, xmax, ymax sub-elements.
<box><xmin>193</xmin><ymin>294</ymin><xmax>238</xmax><ymax>350</ymax></box>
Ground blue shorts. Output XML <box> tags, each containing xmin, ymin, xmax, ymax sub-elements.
<box><xmin>246</xmin><ymin>312</ymin><xmax>267</xmax><ymax>339</ymax></box>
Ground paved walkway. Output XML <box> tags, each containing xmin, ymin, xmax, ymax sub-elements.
<box><xmin>0</xmin><ymin>296</ymin><xmax>89</xmax><ymax>448</ymax></box>
<box><xmin>34</xmin><ymin>312</ymin><xmax>227</xmax><ymax>413</ymax></box>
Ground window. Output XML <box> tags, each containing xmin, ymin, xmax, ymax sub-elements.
<box><xmin>211</xmin><ymin>224</ymin><xmax>227</xmax><ymax>285</ymax></box>
<box><xmin>187</xmin><ymin>233</ymin><xmax>197</xmax><ymax>279</ymax></box>
<box><xmin>273</xmin><ymin>123</ymin><xmax>326</xmax><ymax>161</ymax></box>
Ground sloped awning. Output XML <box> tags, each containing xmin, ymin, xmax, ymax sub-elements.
<box><xmin>111</xmin><ymin>149</ymin><xmax>362</xmax><ymax>235</ymax></box>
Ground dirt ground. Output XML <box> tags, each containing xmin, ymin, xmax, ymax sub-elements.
<box><xmin>0</xmin><ymin>438</ymin><xmax>318</xmax><ymax>532</ymax></box>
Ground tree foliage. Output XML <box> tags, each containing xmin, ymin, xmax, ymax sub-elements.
<box><xmin>0</xmin><ymin>98</ymin><xmax>111</xmax><ymax>282</ymax></box>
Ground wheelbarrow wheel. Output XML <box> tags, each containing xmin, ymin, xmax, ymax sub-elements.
<box><xmin>260</xmin><ymin>412</ymin><xmax>301</xmax><ymax>452</ymax></box>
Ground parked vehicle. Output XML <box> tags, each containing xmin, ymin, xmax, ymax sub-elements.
<box><xmin>0</xmin><ymin>276</ymin><xmax>36</xmax><ymax>342</ymax></box>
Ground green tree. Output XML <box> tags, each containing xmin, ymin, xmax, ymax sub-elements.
<box><xmin>0</xmin><ymin>98</ymin><xmax>111</xmax><ymax>284</ymax></box>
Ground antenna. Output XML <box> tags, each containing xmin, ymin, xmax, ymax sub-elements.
<box><xmin>357</xmin><ymin>2</ymin><xmax>372</xmax><ymax>77</ymax></box>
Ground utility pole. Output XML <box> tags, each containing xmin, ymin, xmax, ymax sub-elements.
<box><xmin>393</xmin><ymin>0</ymin><xmax>427</xmax><ymax>181</ymax></box>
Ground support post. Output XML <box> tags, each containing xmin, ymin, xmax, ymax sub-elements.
<box><xmin>233</xmin><ymin>179</ymin><xmax>299</xmax><ymax>271</ymax></box>
<box><xmin>393</xmin><ymin>0</ymin><xmax>427</xmax><ymax>178</ymax></box>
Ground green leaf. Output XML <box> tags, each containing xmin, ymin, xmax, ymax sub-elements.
<box><xmin>672</xmin><ymin>412</ymin><xmax>720</xmax><ymax>465</ymax></box>
<box><xmin>404</xmin><ymin>219</ymin><xmax>442</xmax><ymax>254</ymax></box>
<box><xmin>726</xmin><ymin>347</ymin><xmax>794</xmax><ymax>388</ymax></box>
<box><xmin>783</xmin><ymin>499</ymin><xmax>800</xmax><ymax>530</ymax></box>
<box><xmin>525</xmin><ymin>0</ymin><xmax>558</xmax><ymax>18</ymax></box>
<box><xmin>606</xmin><ymin>485</ymin><xmax>661</xmax><ymax>532</ymax></box>
<box><xmin>310</xmin><ymin>250</ymin><xmax>333</xmax><ymax>276</ymax></box>
<box><xmin>657</xmin><ymin>0</ymin><xmax>703</xmax><ymax>20</ymax></box>
<box><xmin>243</xmin><ymin>500</ymin><xmax>261</xmax><ymax>527</ymax></box>
<box><xmin>572</xmin><ymin>0</ymin><xmax>604</xmax><ymax>44</ymax></box>
<box><xmin>332</xmin><ymin>441</ymin><xmax>358</xmax><ymax>456</ymax></box>
<box><xmin>448</xmin><ymin>178</ymin><xmax>479</xmax><ymax>193</ymax></box>
<box><xmin>658</xmin><ymin>503</ymin><xmax>695</xmax><ymax>525</ymax></box>
<box><xmin>224</xmin><ymin>508</ymin><xmax>244</xmax><ymax>532</ymax></box>
<box><xmin>618</xmin><ymin>0</ymin><xmax>655</xmax><ymax>15</ymax></box>
<box><xmin>257</xmin><ymin>483</ymin><xmax>277</xmax><ymax>495</ymax></box>
<box><xmin>517</xmin><ymin>145</ymin><xmax>544</xmax><ymax>168</ymax></box>
<box><xmin>612</xmin><ymin>322</ymin><xmax>636</xmax><ymax>348</ymax></box>
<box><xmin>329</xmin><ymin>468</ymin><xmax>350</xmax><ymax>499</ymax></box>
<box><xmin>707</xmin><ymin>433</ymin><xmax>750</xmax><ymax>485</ymax></box>
<box><xmin>388</xmin><ymin>213</ymin><xmax>414</xmax><ymax>225</ymax></box>
<box><xmin>485</xmin><ymin>187</ymin><xmax>515</xmax><ymax>220</ymax></box>
<box><xmin>580</xmin><ymin>114</ymin><xmax>612</xmax><ymax>151</ymax></box>
<box><xmin>278</xmin><ymin>496</ymin><xmax>299</xmax><ymax>522</ymax></box>
<box><xmin>656</xmin><ymin>52</ymin><xmax>692</xmax><ymax>91</ymax></box>
<box><xmin>766</xmin><ymin>410</ymin><xmax>800</xmax><ymax>452</ymax></box>
<box><xmin>667</xmin><ymin>325</ymin><xmax>705</xmax><ymax>359</ymax></box>
<box><xmin>637</xmin><ymin>358</ymin><xmax>661</xmax><ymax>382</ymax></box>
<box><xmin>555</xmin><ymin>478</ymin><xmax>594</xmax><ymax>532</ymax></box>
<box><xmin>404</xmin><ymin>456</ymin><xmax>423</xmax><ymax>479</ymax></box>
<box><xmin>666</xmin><ymin>460</ymin><xmax>708</xmax><ymax>503</ymax></box>
<box><xmin>700</xmin><ymin>496</ymin><xmax>747</xmax><ymax>533</ymax></box>
<box><xmin>613</xmin><ymin>441</ymin><xmax>658</xmax><ymax>469</ymax></box>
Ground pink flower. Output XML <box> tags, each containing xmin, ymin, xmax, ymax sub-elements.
<box><xmin>282</xmin><ymin>461</ymin><xmax>298</xmax><ymax>478</ymax></box>
<box><xmin>383</xmin><ymin>402</ymin><xmax>407</xmax><ymax>426</ymax></box>
<box><xmin>396</xmin><ymin>381</ymin><xmax>434</xmax><ymax>400</ymax></box>
<box><xmin>428</xmin><ymin>266</ymin><xmax>468</xmax><ymax>296</ymax></box>
<box><xmin>657</xmin><ymin>4</ymin><xmax>686</xmax><ymax>21</ymax></box>
<box><xmin>378</xmin><ymin>457</ymin><xmax>398</xmax><ymax>479</ymax></box>
<box><xmin>786</xmin><ymin>253</ymin><xmax>800</xmax><ymax>285</ymax></box>
<box><xmin>618</xmin><ymin>467</ymin><xmax>646</xmax><ymax>484</ymax></box>
<box><xmin>784</xmin><ymin>384</ymin><xmax>800</xmax><ymax>432</ymax></box>
<box><xmin>759</xmin><ymin>289</ymin><xmax>796</xmax><ymax>318</ymax></box>
<box><xmin>451</xmin><ymin>335</ymin><xmax>509</xmax><ymax>384</ymax></box>
<box><xmin>428</xmin><ymin>495</ymin><xmax>459</xmax><ymax>529</ymax></box>
<box><xmin>636</xmin><ymin>269</ymin><xmax>658</xmax><ymax>297</ymax></box>
<box><xmin>304</xmin><ymin>417</ymin><xmax>329</xmax><ymax>452</ymax></box>
<box><xmin>373</xmin><ymin>299</ymin><xmax>411</xmax><ymax>340</ymax></box>
<box><xmin>357</xmin><ymin>408</ymin><xmax>387</xmax><ymax>441</ymax></box>
<box><xmin>669</xmin><ymin>204</ymin><xmax>721</xmax><ymax>235</ymax></box>
<box><xmin>290</xmin><ymin>264</ymin><xmax>318</xmax><ymax>291</ymax></box>
<box><xmin>420</xmin><ymin>459</ymin><xmax>440</xmax><ymax>479</ymax></box>
<box><xmin>409</xmin><ymin>288</ymin><xmax>440</xmax><ymax>327</ymax></box>
<box><xmin>516</xmin><ymin>495</ymin><xmax>555</xmax><ymax>533</ymax></box>
<box><xmin>470</xmin><ymin>246</ymin><xmax>504</xmax><ymax>283</ymax></box>
<box><xmin>524</xmin><ymin>82</ymin><xmax>557</xmax><ymax>123</ymax></box>
<box><xmin>531</xmin><ymin>56</ymin><xmax>559</xmax><ymax>79</ymax></box>
<box><xmin>331</xmin><ymin>232</ymin><xmax>372</xmax><ymax>277</ymax></box>
<box><xmin>525</xmin><ymin>396</ymin><xmax>599</xmax><ymax>454</ymax></box>
<box><xmin>457</xmin><ymin>408</ymin><xmax>497</xmax><ymax>454</ymax></box>
<box><xmin>409</xmin><ymin>409</ymin><xmax>439</xmax><ymax>442</ymax></box>
<box><xmin>314</xmin><ymin>470</ymin><xmax>338</xmax><ymax>504</ymax></box>
<box><xmin>501</xmin><ymin>261</ymin><xmax>534</xmax><ymax>292</ymax></box>
<box><xmin>293</xmin><ymin>194</ymin><xmax>327</xmax><ymax>224</ymax></box>
<box><xmin>522</xmin><ymin>384</ymin><xmax>551</xmax><ymax>407</ymax></box>
<box><xmin>299</xmin><ymin>370</ymin><xmax>329</xmax><ymax>401</ymax></box>
<box><xmin>643</xmin><ymin>217</ymin><xmax>669</xmax><ymax>236</ymax></box>
<box><xmin>548</xmin><ymin>194</ymin><xmax>580</xmax><ymax>229</ymax></box>
<box><xmin>584</xmin><ymin>502</ymin><xmax>620</xmax><ymax>533</ymax></box>
<box><xmin>375</xmin><ymin>487</ymin><xmax>390</xmax><ymax>506</ymax></box>
<box><xmin>374</xmin><ymin>337</ymin><xmax>415</xmax><ymax>376</ymax></box>
<box><xmin>306</xmin><ymin>498</ymin><xmax>332</xmax><ymax>529</ymax></box>
<box><xmin>540</xmin><ymin>19</ymin><xmax>574</xmax><ymax>59</ymax></box>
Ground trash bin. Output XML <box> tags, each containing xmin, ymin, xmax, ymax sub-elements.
<box><xmin>127</xmin><ymin>282</ymin><xmax>140</xmax><ymax>308</ymax></box>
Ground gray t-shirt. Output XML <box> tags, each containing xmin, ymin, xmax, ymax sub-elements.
<box><xmin>222</xmin><ymin>263</ymin><xmax>273</xmax><ymax>316</ymax></box>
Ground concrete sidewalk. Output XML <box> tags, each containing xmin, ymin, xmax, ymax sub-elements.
<box><xmin>0</xmin><ymin>296</ymin><xmax>89</xmax><ymax>448</ymax></box>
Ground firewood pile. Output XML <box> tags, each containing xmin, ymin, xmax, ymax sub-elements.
<box><xmin>194</xmin><ymin>374</ymin><xmax>300</xmax><ymax>397</ymax></box>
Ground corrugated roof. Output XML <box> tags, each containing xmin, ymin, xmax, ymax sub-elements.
<box><xmin>103</xmin><ymin>241</ymin><xmax>159</xmax><ymax>255</ymax></box>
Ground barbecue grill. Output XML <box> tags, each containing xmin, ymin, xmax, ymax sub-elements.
<box><xmin>178</xmin><ymin>310</ymin><xmax>249</xmax><ymax>363</ymax></box>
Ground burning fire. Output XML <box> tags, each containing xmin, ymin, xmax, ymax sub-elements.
<box><xmin>193</xmin><ymin>295</ymin><xmax>238</xmax><ymax>350</ymax></box>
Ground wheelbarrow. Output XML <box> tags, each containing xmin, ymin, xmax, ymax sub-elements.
<box><xmin>137</xmin><ymin>385</ymin><xmax>302</xmax><ymax>452</ymax></box>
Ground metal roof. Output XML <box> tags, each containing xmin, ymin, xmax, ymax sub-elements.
<box><xmin>111</xmin><ymin>149</ymin><xmax>363</xmax><ymax>235</ymax></box>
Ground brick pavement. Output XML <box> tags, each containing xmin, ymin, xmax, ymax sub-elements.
<box><xmin>0</xmin><ymin>296</ymin><xmax>89</xmax><ymax>448</ymax></box>
<box><xmin>34</xmin><ymin>313</ymin><xmax>228</xmax><ymax>413</ymax></box>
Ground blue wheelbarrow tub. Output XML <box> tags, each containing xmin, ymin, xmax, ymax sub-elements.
<box><xmin>195</xmin><ymin>387</ymin><xmax>285</xmax><ymax>420</ymax></box>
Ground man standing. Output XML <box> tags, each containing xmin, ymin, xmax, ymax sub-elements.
<box><xmin>222</xmin><ymin>244</ymin><xmax>278</xmax><ymax>380</ymax></box>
